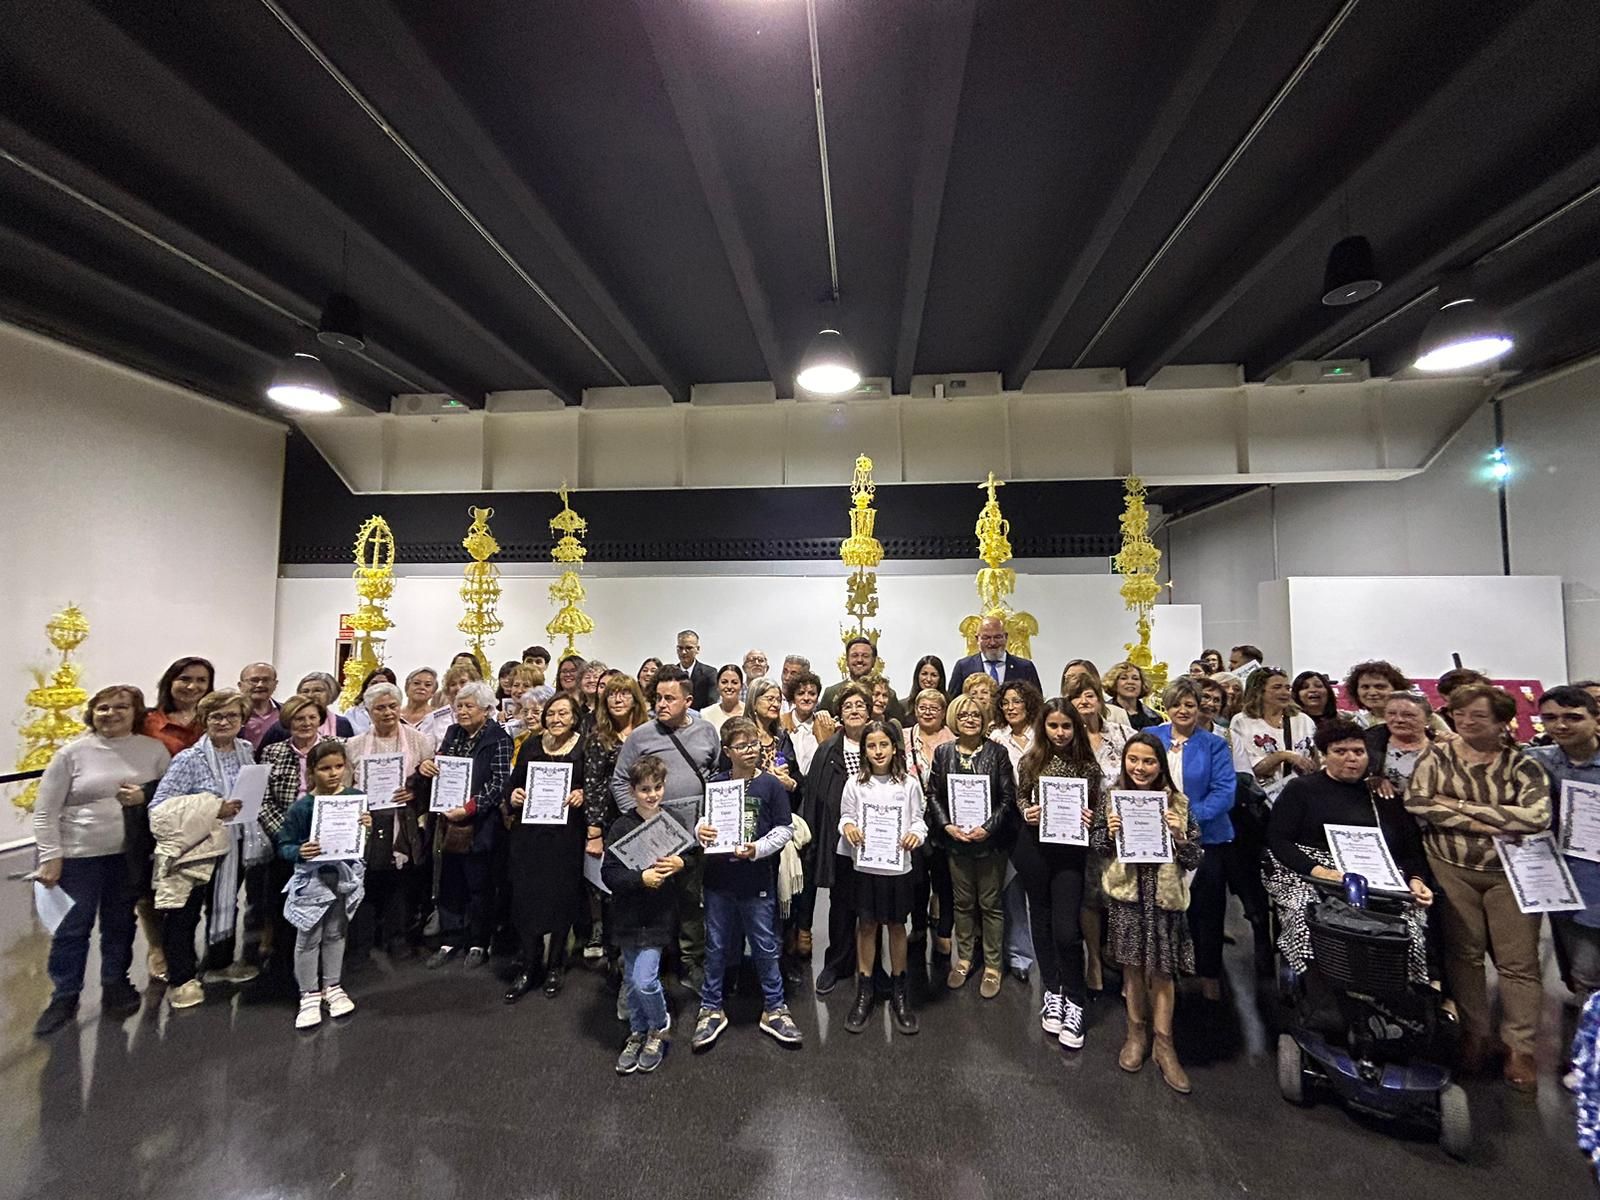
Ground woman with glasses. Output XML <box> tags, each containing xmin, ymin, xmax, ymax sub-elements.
<box><xmin>151</xmin><ymin>689</ymin><xmax>265</xmax><ymax>1009</ymax></box>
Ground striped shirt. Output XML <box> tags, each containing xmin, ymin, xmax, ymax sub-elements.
<box><xmin>1404</xmin><ymin>739</ymin><xmax>1551</xmax><ymax>871</ymax></box>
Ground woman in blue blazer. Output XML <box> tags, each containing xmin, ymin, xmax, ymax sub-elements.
<box><xmin>1148</xmin><ymin>678</ymin><xmax>1237</xmax><ymax>1001</ymax></box>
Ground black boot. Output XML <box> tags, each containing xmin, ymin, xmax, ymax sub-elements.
<box><xmin>890</xmin><ymin>973</ymin><xmax>919</xmax><ymax>1036</ymax></box>
<box><xmin>503</xmin><ymin>970</ymin><xmax>537</xmax><ymax>1004</ymax></box>
<box><xmin>844</xmin><ymin>974</ymin><xmax>874</xmax><ymax>1033</ymax></box>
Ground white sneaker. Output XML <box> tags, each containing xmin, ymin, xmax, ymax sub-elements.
<box><xmin>295</xmin><ymin>993</ymin><xmax>323</xmax><ymax>1029</ymax></box>
<box><xmin>324</xmin><ymin>985</ymin><xmax>355</xmax><ymax>1018</ymax></box>
<box><xmin>1040</xmin><ymin>991</ymin><xmax>1064</xmax><ymax>1035</ymax></box>
<box><xmin>1058</xmin><ymin>998</ymin><xmax>1085</xmax><ymax>1050</ymax></box>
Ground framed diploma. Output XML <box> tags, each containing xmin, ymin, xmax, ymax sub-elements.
<box><xmin>1037</xmin><ymin>777</ymin><xmax>1090</xmax><ymax>846</ymax></box>
<box><xmin>311</xmin><ymin>794</ymin><xmax>367</xmax><ymax>861</ymax></box>
<box><xmin>360</xmin><ymin>753</ymin><xmax>406</xmax><ymax>810</ymax></box>
<box><xmin>431</xmin><ymin>755</ymin><xmax>472</xmax><ymax>813</ymax></box>
<box><xmin>1496</xmin><ymin>832</ymin><xmax>1584</xmax><ymax>914</ymax></box>
<box><xmin>608</xmin><ymin>812</ymin><xmax>695</xmax><ymax>872</ymax></box>
<box><xmin>701</xmin><ymin>780</ymin><xmax>747</xmax><ymax>855</ymax></box>
<box><xmin>1111</xmin><ymin>790</ymin><xmax>1172</xmax><ymax>864</ymax></box>
<box><xmin>521</xmin><ymin>760</ymin><xmax>574</xmax><ymax>825</ymax></box>
<box><xmin>1558</xmin><ymin>779</ymin><xmax>1600</xmax><ymax>865</ymax></box>
<box><xmin>947</xmin><ymin>774</ymin><xmax>991</xmax><ymax>830</ymax></box>
<box><xmin>856</xmin><ymin>796</ymin><xmax>908</xmax><ymax>875</ymax></box>
<box><xmin>225</xmin><ymin>764</ymin><xmax>271</xmax><ymax>828</ymax></box>
<box><xmin>1324</xmin><ymin>824</ymin><xmax>1407</xmax><ymax>893</ymax></box>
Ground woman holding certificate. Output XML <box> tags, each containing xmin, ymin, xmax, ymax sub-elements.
<box><xmin>1012</xmin><ymin>699</ymin><xmax>1101</xmax><ymax>1051</ymax></box>
<box><xmin>503</xmin><ymin>694</ymin><xmax>588</xmax><ymax>1001</ymax></box>
<box><xmin>1090</xmin><ymin>733</ymin><xmax>1202</xmax><ymax>1093</ymax></box>
<box><xmin>927</xmin><ymin>694</ymin><xmax>1016</xmax><ymax>1000</ymax></box>
<box><xmin>346</xmin><ymin>683</ymin><xmax>436</xmax><ymax>957</ymax></box>
<box><xmin>1405</xmin><ymin>683</ymin><xmax>1552</xmax><ymax>1092</ymax></box>
<box><xmin>838</xmin><ymin>721</ymin><xmax>927</xmax><ymax>1035</ymax></box>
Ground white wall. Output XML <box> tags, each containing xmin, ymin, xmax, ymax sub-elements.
<box><xmin>0</xmin><ymin>323</ymin><xmax>286</xmax><ymax>839</ymax></box>
<box><xmin>1165</xmin><ymin>359</ymin><xmax>1600</xmax><ymax>680</ymax></box>
<box><xmin>273</xmin><ymin>569</ymin><xmax>1202</xmax><ymax>698</ymax></box>
<box><xmin>1261</xmin><ymin>576</ymin><xmax>1567</xmax><ymax>684</ymax></box>
<box><xmin>1166</xmin><ymin>400</ymin><xmax>1504</xmax><ymax>655</ymax></box>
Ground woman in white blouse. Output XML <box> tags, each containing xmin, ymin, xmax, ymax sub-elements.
<box><xmin>1229</xmin><ymin>667</ymin><xmax>1317</xmax><ymax>798</ymax></box>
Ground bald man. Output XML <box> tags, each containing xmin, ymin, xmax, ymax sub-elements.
<box><xmin>948</xmin><ymin>616</ymin><xmax>1040</xmax><ymax>695</ymax></box>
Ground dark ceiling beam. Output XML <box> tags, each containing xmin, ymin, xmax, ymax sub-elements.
<box><xmin>1004</xmin><ymin>0</ymin><xmax>1255</xmax><ymax>391</ymax></box>
<box><xmin>1502</xmin><ymin>254</ymin><xmax>1600</xmax><ymax>317</ymax></box>
<box><xmin>0</xmin><ymin>122</ymin><xmax>476</xmax><ymax>405</ymax></box>
<box><xmin>279</xmin><ymin>0</ymin><xmax>686</xmax><ymax>404</ymax></box>
<box><xmin>1255</xmin><ymin>145</ymin><xmax>1600</xmax><ymax>378</ymax></box>
<box><xmin>0</xmin><ymin>223</ymin><xmax>389</xmax><ymax>412</ymax></box>
<box><xmin>635</xmin><ymin>0</ymin><xmax>788</xmax><ymax>398</ymax></box>
<box><xmin>892</xmin><ymin>0</ymin><xmax>976</xmax><ymax>395</ymax></box>
<box><xmin>1125</xmin><ymin>3</ymin><xmax>1552</xmax><ymax>385</ymax></box>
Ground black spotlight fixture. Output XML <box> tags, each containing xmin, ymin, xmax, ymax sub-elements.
<box><xmin>317</xmin><ymin>293</ymin><xmax>366</xmax><ymax>351</ymax></box>
<box><xmin>1320</xmin><ymin>235</ymin><xmax>1382</xmax><ymax>306</ymax></box>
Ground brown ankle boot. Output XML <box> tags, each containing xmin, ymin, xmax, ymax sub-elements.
<box><xmin>1118</xmin><ymin>1018</ymin><xmax>1149</xmax><ymax>1072</ymax></box>
<box><xmin>795</xmin><ymin>930</ymin><xmax>813</xmax><ymax>958</ymax></box>
<box><xmin>1153</xmin><ymin>1033</ymin><xmax>1192</xmax><ymax>1094</ymax></box>
<box><xmin>1503</xmin><ymin>1049</ymin><xmax>1537</xmax><ymax>1094</ymax></box>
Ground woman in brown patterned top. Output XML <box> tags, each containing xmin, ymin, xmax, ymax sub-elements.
<box><xmin>1404</xmin><ymin>682</ymin><xmax>1551</xmax><ymax>1093</ymax></box>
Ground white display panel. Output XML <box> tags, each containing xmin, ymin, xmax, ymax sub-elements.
<box><xmin>274</xmin><ymin>569</ymin><xmax>1202</xmax><ymax>700</ymax></box>
<box><xmin>1261</xmin><ymin>575</ymin><xmax>1567</xmax><ymax>686</ymax></box>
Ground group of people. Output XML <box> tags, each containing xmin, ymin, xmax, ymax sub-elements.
<box><xmin>27</xmin><ymin>623</ymin><xmax>1598</xmax><ymax>1100</ymax></box>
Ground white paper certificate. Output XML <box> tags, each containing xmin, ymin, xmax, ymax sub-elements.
<box><xmin>1324</xmin><ymin>824</ymin><xmax>1407</xmax><ymax>892</ymax></box>
<box><xmin>857</xmin><ymin>796</ymin><xmax>908</xmax><ymax>875</ymax></box>
<box><xmin>360</xmin><ymin>753</ymin><xmax>406</xmax><ymax>810</ymax></box>
<box><xmin>1559</xmin><ymin>779</ymin><xmax>1600</xmax><ymax>865</ymax></box>
<box><xmin>1496</xmin><ymin>832</ymin><xmax>1584</xmax><ymax>913</ymax></box>
<box><xmin>948</xmin><ymin>774</ymin><xmax>991</xmax><ymax>830</ymax></box>
<box><xmin>225</xmin><ymin>764</ymin><xmax>271</xmax><ymax>828</ymax></box>
<box><xmin>1038</xmin><ymin>777</ymin><xmax>1090</xmax><ymax>846</ymax></box>
<box><xmin>431</xmin><ymin>755</ymin><xmax>473</xmax><ymax>813</ymax></box>
<box><xmin>701</xmin><ymin>780</ymin><xmax>748</xmax><ymax>855</ymax></box>
<box><xmin>311</xmin><ymin>794</ymin><xmax>367</xmax><ymax>861</ymax></box>
<box><xmin>521</xmin><ymin>760</ymin><xmax>574</xmax><ymax>825</ymax></box>
<box><xmin>1111</xmin><ymin>790</ymin><xmax>1172</xmax><ymax>863</ymax></box>
<box><xmin>609</xmin><ymin>812</ymin><xmax>696</xmax><ymax>872</ymax></box>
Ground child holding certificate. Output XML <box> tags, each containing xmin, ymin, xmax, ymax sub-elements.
<box><xmin>691</xmin><ymin>718</ymin><xmax>803</xmax><ymax>1052</ymax></box>
<box><xmin>1090</xmin><ymin>733</ymin><xmax>1201</xmax><ymax>1092</ymax></box>
<box><xmin>1013</xmin><ymin>700</ymin><xmax>1102</xmax><ymax>1051</ymax></box>
<box><xmin>602</xmin><ymin>755</ymin><xmax>695</xmax><ymax>1075</ymax></box>
<box><xmin>839</xmin><ymin>721</ymin><xmax>927</xmax><ymax>1035</ymax></box>
<box><xmin>274</xmin><ymin>741</ymin><xmax>371</xmax><ymax>1031</ymax></box>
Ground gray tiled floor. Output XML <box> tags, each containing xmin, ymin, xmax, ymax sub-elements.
<box><xmin>0</xmin><ymin>845</ymin><xmax>1591</xmax><ymax>1199</ymax></box>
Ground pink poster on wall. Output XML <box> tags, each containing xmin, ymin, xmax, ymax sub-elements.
<box><xmin>1336</xmin><ymin>679</ymin><xmax>1547</xmax><ymax>742</ymax></box>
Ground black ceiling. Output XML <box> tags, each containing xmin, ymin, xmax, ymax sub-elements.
<box><xmin>3</xmin><ymin>0</ymin><xmax>1598</xmax><ymax>417</ymax></box>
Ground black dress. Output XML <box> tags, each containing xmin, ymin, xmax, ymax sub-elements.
<box><xmin>507</xmin><ymin>735</ymin><xmax>588</xmax><ymax>954</ymax></box>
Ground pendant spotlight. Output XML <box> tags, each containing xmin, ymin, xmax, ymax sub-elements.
<box><xmin>1320</xmin><ymin>235</ymin><xmax>1382</xmax><ymax>306</ymax></box>
<box><xmin>1414</xmin><ymin>271</ymin><xmax>1513</xmax><ymax>372</ymax></box>
<box><xmin>266</xmin><ymin>347</ymin><xmax>342</xmax><ymax>412</ymax></box>
<box><xmin>796</xmin><ymin>327</ymin><xmax>862</xmax><ymax>395</ymax></box>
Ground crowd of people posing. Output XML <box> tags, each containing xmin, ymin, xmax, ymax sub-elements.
<box><xmin>27</xmin><ymin>621</ymin><xmax>1599</xmax><ymax>1097</ymax></box>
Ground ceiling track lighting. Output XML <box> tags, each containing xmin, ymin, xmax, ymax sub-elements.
<box><xmin>1320</xmin><ymin>235</ymin><xmax>1382</xmax><ymax>306</ymax></box>
<box><xmin>1413</xmin><ymin>269</ymin><xmax>1513</xmax><ymax>372</ymax></box>
<box><xmin>796</xmin><ymin>328</ymin><xmax>861</xmax><ymax>395</ymax></box>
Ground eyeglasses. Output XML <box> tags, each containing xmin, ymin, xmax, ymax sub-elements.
<box><xmin>728</xmin><ymin>742</ymin><xmax>758</xmax><ymax>753</ymax></box>
<box><xmin>207</xmin><ymin>712</ymin><xmax>242</xmax><ymax>724</ymax></box>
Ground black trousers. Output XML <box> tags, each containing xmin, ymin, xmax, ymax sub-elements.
<box><xmin>437</xmin><ymin>852</ymin><xmax>491</xmax><ymax>949</ymax></box>
<box><xmin>1011</xmin><ymin>832</ymin><xmax>1087</xmax><ymax>1003</ymax></box>
<box><xmin>914</xmin><ymin>847</ymin><xmax>955</xmax><ymax>939</ymax></box>
<box><xmin>1189</xmin><ymin>840</ymin><xmax>1269</xmax><ymax>979</ymax></box>
<box><xmin>821</xmin><ymin>855</ymin><xmax>858</xmax><ymax>977</ymax></box>
<box><xmin>161</xmin><ymin>875</ymin><xmax>237</xmax><ymax>988</ymax></box>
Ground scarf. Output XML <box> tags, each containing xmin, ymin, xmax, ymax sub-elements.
<box><xmin>200</xmin><ymin>738</ymin><xmax>265</xmax><ymax>943</ymax></box>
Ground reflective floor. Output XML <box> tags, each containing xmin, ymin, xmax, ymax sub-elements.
<box><xmin>0</xmin><ymin>845</ymin><xmax>1590</xmax><ymax>1200</ymax></box>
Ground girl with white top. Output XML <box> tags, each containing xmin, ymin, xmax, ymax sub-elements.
<box><xmin>839</xmin><ymin>721</ymin><xmax>927</xmax><ymax>1036</ymax></box>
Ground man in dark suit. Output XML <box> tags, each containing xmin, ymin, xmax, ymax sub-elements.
<box><xmin>948</xmin><ymin>614</ymin><xmax>1042</xmax><ymax>696</ymax></box>
<box><xmin>675</xmin><ymin>628</ymin><xmax>717</xmax><ymax>710</ymax></box>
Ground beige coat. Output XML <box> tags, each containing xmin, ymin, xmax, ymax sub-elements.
<box><xmin>149</xmin><ymin>792</ymin><xmax>232</xmax><ymax>911</ymax></box>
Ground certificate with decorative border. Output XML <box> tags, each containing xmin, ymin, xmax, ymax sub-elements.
<box><xmin>1038</xmin><ymin>777</ymin><xmax>1090</xmax><ymax>846</ymax></box>
<box><xmin>431</xmin><ymin>756</ymin><xmax>472</xmax><ymax>813</ymax></box>
<box><xmin>608</xmin><ymin>812</ymin><xmax>696</xmax><ymax>873</ymax></box>
<box><xmin>1324</xmin><ymin>823</ymin><xmax>1407</xmax><ymax>893</ymax></box>
<box><xmin>1559</xmin><ymin>779</ymin><xmax>1600</xmax><ymax>865</ymax></box>
<box><xmin>1111</xmin><ymin>790</ymin><xmax>1172</xmax><ymax>864</ymax></box>
<box><xmin>521</xmin><ymin>761</ymin><xmax>573</xmax><ymax>826</ymax></box>
<box><xmin>856</xmin><ymin>797</ymin><xmax>908</xmax><ymax>875</ymax></box>
<box><xmin>701</xmin><ymin>780</ymin><xmax>747</xmax><ymax>855</ymax></box>
<box><xmin>1496</xmin><ymin>832</ymin><xmax>1584</xmax><ymax>914</ymax></box>
<box><xmin>948</xmin><ymin>774</ymin><xmax>991</xmax><ymax>830</ymax></box>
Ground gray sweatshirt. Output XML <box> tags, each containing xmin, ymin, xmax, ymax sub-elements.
<box><xmin>610</xmin><ymin>715</ymin><xmax>723</xmax><ymax>822</ymax></box>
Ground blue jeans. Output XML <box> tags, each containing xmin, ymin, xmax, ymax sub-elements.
<box><xmin>48</xmin><ymin>854</ymin><xmax>136</xmax><ymax>1001</ymax></box>
<box><xmin>1003</xmin><ymin>874</ymin><xmax>1035</xmax><ymax>969</ymax></box>
<box><xmin>700</xmin><ymin>888</ymin><xmax>784</xmax><ymax>1012</ymax></box>
<box><xmin>622</xmin><ymin>945</ymin><xmax>668</xmax><ymax>1034</ymax></box>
